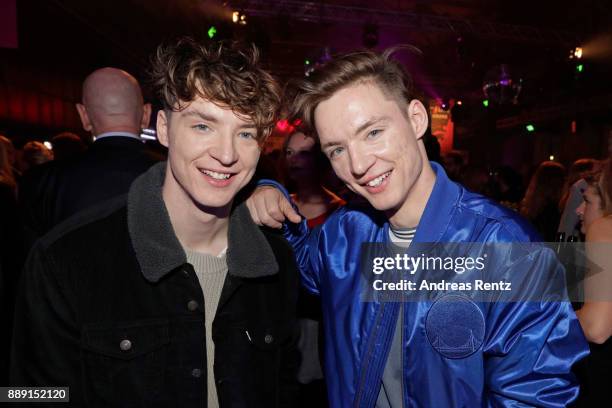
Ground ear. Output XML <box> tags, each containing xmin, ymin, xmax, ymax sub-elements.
<box><xmin>406</xmin><ymin>99</ymin><xmax>429</xmax><ymax>140</ymax></box>
<box><xmin>156</xmin><ymin>110</ymin><xmax>170</xmax><ymax>148</ymax></box>
<box><xmin>76</xmin><ymin>103</ymin><xmax>93</xmax><ymax>132</ymax></box>
<box><xmin>141</xmin><ymin>103</ymin><xmax>152</xmax><ymax>129</ymax></box>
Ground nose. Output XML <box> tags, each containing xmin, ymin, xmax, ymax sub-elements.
<box><xmin>347</xmin><ymin>144</ymin><xmax>375</xmax><ymax>178</ymax></box>
<box><xmin>575</xmin><ymin>201</ymin><xmax>585</xmax><ymax>217</ymax></box>
<box><xmin>210</xmin><ymin>135</ymin><xmax>238</xmax><ymax>166</ymax></box>
<box><xmin>286</xmin><ymin>152</ymin><xmax>297</xmax><ymax>166</ymax></box>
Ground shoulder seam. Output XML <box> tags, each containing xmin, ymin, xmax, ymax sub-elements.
<box><xmin>39</xmin><ymin>195</ymin><xmax>127</xmax><ymax>249</ymax></box>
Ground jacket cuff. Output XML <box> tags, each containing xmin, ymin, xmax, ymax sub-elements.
<box><xmin>256</xmin><ymin>179</ymin><xmax>292</xmax><ymax>202</ymax></box>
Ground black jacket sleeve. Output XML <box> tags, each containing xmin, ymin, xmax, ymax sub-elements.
<box><xmin>10</xmin><ymin>242</ymin><xmax>84</xmax><ymax>402</ymax></box>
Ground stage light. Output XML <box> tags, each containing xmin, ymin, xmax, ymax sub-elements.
<box><xmin>208</xmin><ymin>26</ymin><xmax>217</xmax><ymax>39</ymax></box>
<box><xmin>482</xmin><ymin>64</ymin><xmax>522</xmax><ymax>105</ymax></box>
<box><xmin>232</xmin><ymin>11</ymin><xmax>247</xmax><ymax>25</ymax></box>
<box><xmin>276</xmin><ymin>119</ymin><xmax>290</xmax><ymax>132</ymax></box>
<box><xmin>576</xmin><ymin>64</ymin><xmax>584</xmax><ymax>72</ymax></box>
<box><xmin>456</xmin><ymin>100</ymin><xmax>462</xmax><ymax>106</ymax></box>
<box><xmin>570</xmin><ymin>47</ymin><xmax>583</xmax><ymax>59</ymax></box>
<box><xmin>549</xmin><ymin>155</ymin><xmax>555</xmax><ymax>161</ymax></box>
<box><xmin>526</xmin><ymin>124</ymin><xmax>535</xmax><ymax>132</ymax></box>
<box><xmin>305</xmin><ymin>59</ymin><xmax>310</xmax><ymax>65</ymax></box>
<box><xmin>43</xmin><ymin>141</ymin><xmax>53</xmax><ymax>150</ymax></box>
<box><xmin>482</xmin><ymin>99</ymin><xmax>489</xmax><ymax>107</ymax></box>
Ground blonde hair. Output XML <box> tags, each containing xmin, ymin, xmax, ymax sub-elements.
<box><xmin>288</xmin><ymin>46</ymin><xmax>421</xmax><ymax>138</ymax></box>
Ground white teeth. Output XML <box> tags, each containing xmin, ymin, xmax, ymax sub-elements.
<box><xmin>202</xmin><ymin>170</ymin><xmax>231</xmax><ymax>180</ymax></box>
<box><xmin>367</xmin><ymin>172</ymin><xmax>390</xmax><ymax>187</ymax></box>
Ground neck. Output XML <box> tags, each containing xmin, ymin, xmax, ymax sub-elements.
<box><xmin>94</xmin><ymin>125</ymin><xmax>140</xmax><ymax>136</ymax></box>
<box><xmin>162</xmin><ymin>167</ymin><xmax>230</xmax><ymax>255</ymax></box>
<box><xmin>293</xmin><ymin>181</ymin><xmax>327</xmax><ymax>203</ymax></box>
<box><xmin>387</xmin><ymin>161</ymin><xmax>436</xmax><ymax>229</ymax></box>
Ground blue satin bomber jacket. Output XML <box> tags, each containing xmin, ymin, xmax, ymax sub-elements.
<box><xmin>267</xmin><ymin>162</ymin><xmax>589</xmax><ymax>408</ymax></box>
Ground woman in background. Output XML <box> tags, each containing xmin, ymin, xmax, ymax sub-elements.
<box><xmin>283</xmin><ymin>131</ymin><xmax>345</xmax><ymax>228</ymax></box>
<box><xmin>558</xmin><ymin>158</ymin><xmax>597</xmax><ymax>238</ymax></box>
<box><xmin>573</xmin><ymin>159</ymin><xmax>612</xmax><ymax>406</ymax></box>
<box><xmin>283</xmin><ymin>130</ymin><xmax>345</xmax><ymax>408</ymax></box>
<box><xmin>520</xmin><ymin>161</ymin><xmax>566</xmax><ymax>241</ymax></box>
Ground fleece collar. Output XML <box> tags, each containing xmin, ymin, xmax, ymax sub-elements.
<box><xmin>127</xmin><ymin>162</ymin><xmax>279</xmax><ymax>283</ymax></box>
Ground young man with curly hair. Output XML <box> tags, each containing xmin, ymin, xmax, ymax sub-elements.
<box><xmin>11</xmin><ymin>38</ymin><xmax>299</xmax><ymax>407</ymax></box>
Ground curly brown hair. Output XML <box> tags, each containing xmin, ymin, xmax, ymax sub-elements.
<box><xmin>287</xmin><ymin>46</ymin><xmax>421</xmax><ymax>138</ymax></box>
<box><xmin>150</xmin><ymin>37</ymin><xmax>281</xmax><ymax>141</ymax></box>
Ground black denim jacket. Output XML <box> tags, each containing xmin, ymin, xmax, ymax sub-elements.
<box><xmin>10</xmin><ymin>163</ymin><xmax>299</xmax><ymax>407</ymax></box>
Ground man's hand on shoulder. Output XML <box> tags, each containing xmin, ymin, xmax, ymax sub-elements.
<box><xmin>246</xmin><ymin>186</ymin><xmax>301</xmax><ymax>228</ymax></box>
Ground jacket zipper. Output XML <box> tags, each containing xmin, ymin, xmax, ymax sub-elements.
<box><xmin>401</xmin><ymin>302</ymin><xmax>405</xmax><ymax>408</ymax></box>
<box><xmin>353</xmin><ymin>302</ymin><xmax>385</xmax><ymax>407</ymax></box>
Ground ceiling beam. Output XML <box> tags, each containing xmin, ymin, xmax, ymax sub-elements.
<box><xmin>243</xmin><ymin>0</ymin><xmax>582</xmax><ymax>45</ymax></box>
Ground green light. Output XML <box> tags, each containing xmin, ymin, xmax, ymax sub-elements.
<box><xmin>208</xmin><ymin>26</ymin><xmax>217</xmax><ymax>39</ymax></box>
<box><xmin>526</xmin><ymin>124</ymin><xmax>535</xmax><ymax>132</ymax></box>
<box><xmin>305</xmin><ymin>59</ymin><xmax>310</xmax><ymax>65</ymax></box>
<box><xmin>482</xmin><ymin>99</ymin><xmax>489</xmax><ymax>107</ymax></box>
<box><xmin>576</xmin><ymin>64</ymin><xmax>584</xmax><ymax>72</ymax></box>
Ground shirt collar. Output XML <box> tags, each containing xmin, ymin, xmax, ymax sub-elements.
<box><xmin>409</xmin><ymin>161</ymin><xmax>462</xmax><ymax>244</ymax></box>
<box><xmin>126</xmin><ymin>162</ymin><xmax>279</xmax><ymax>283</ymax></box>
<box><xmin>95</xmin><ymin>131</ymin><xmax>141</xmax><ymax>141</ymax></box>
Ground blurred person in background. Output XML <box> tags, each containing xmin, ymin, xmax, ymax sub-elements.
<box><xmin>462</xmin><ymin>165</ymin><xmax>490</xmax><ymax>196</ymax></box>
<box><xmin>19</xmin><ymin>141</ymin><xmax>53</xmax><ymax>173</ymax></box>
<box><xmin>488</xmin><ymin>165</ymin><xmax>524</xmax><ymax>210</ymax></box>
<box><xmin>18</xmin><ymin>67</ymin><xmax>160</xmax><ymax>240</ymax></box>
<box><xmin>572</xmin><ymin>160</ymin><xmax>612</xmax><ymax>406</ymax></box>
<box><xmin>0</xmin><ymin>135</ymin><xmax>25</xmax><ymax>385</ymax></box>
<box><xmin>49</xmin><ymin>131</ymin><xmax>87</xmax><ymax>161</ymax></box>
<box><xmin>283</xmin><ymin>130</ymin><xmax>345</xmax><ymax>227</ymax></box>
<box><xmin>558</xmin><ymin>158</ymin><xmax>598</xmax><ymax>239</ymax></box>
<box><xmin>0</xmin><ymin>135</ymin><xmax>18</xmax><ymax>179</ymax></box>
<box><xmin>0</xmin><ymin>136</ymin><xmax>16</xmax><ymax>197</ymax></box>
<box><xmin>442</xmin><ymin>150</ymin><xmax>464</xmax><ymax>182</ymax></box>
<box><xmin>283</xmin><ymin>130</ymin><xmax>345</xmax><ymax>407</ymax></box>
<box><xmin>520</xmin><ymin>161</ymin><xmax>566</xmax><ymax>241</ymax></box>
<box><xmin>561</xmin><ymin>159</ymin><xmax>598</xmax><ymax>211</ymax></box>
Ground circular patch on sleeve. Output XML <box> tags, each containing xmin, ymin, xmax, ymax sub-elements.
<box><xmin>425</xmin><ymin>294</ymin><xmax>485</xmax><ymax>359</ymax></box>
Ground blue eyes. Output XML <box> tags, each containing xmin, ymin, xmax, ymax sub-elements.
<box><xmin>192</xmin><ymin>124</ymin><xmax>256</xmax><ymax>140</ymax></box>
<box><xmin>368</xmin><ymin>129</ymin><xmax>382</xmax><ymax>138</ymax></box>
<box><xmin>239</xmin><ymin>131</ymin><xmax>256</xmax><ymax>140</ymax></box>
<box><xmin>327</xmin><ymin>128</ymin><xmax>382</xmax><ymax>159</ymax></box>
<box><xmin>328</xmin><ymin>147</ymin><xmax>344</xmax><ymax>159</ymax></box>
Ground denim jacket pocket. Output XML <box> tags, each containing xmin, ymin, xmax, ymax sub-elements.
<box><xmin>81</xmin><ymin>318</ymin><xmax>170</xmax><ymax>405</ymax></box>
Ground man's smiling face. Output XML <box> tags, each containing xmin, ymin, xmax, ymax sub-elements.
<box><xmin>315</xmin><ymin>81</ymin><xmax>428</xmax><ymax>218</ymax></box>
<box><xmin>157</xmin><ymin>96</ymin><xmax>261</xmax><ymax>212</ymax></box>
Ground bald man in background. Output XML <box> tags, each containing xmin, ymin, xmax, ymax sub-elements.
<box><xmin>19</xmin><ymin>67</ymin><xmax>161</xmax><ymax>240</ymax></box>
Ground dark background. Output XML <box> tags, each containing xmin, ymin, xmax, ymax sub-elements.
<box><xmin>1</xmin><ymin>0</ymin><xmax>611</xmax><ymax>173</ymax></box>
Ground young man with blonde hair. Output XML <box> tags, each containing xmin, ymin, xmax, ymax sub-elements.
<box><xmin>248</xmin><ymin>48</ymin><xmax>589</xmax><ymax>407</ymax></box>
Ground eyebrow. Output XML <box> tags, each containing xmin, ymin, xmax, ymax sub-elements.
<box><xmin>354</xmin><ymin>116</ymin><xmax>390</xmax><ymax>135</ymax></box>
<box><xmin>181</xmin><ymin>109</ymin><xmax>219</xmax><ymax>123</ymax></box>
<box><xmin>321</xmin><ymin>116</ymin><xmax>390</xmax><ymax>150</ymax></box>
<box><xmin>181</xmin><ymin>109</ymin><xmax>257</xmax><ymax>129</ymax></box>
